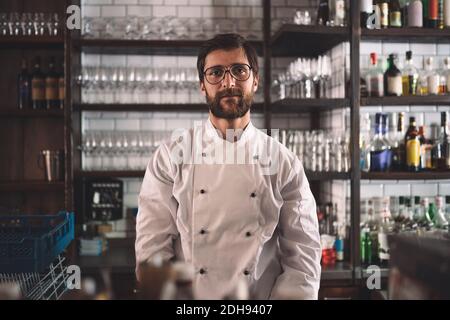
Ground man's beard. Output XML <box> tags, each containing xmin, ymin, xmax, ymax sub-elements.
<box><xmin>206</xmin><ymin>87</ymin><xmax>254</xmax><ymax>119</ymax></box>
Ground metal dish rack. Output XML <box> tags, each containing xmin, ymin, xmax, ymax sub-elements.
<box><xmin>0</xmin><ymin>211</ymin><xmax>74</xmax><ymax>300</ymax></box>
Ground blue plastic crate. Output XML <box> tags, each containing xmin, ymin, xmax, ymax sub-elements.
<box><xmin>0</xmin><ymin>211</ymin><xmax>74</xmax><ymax>274</ymax></box>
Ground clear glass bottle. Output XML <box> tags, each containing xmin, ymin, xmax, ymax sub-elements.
<box><xmin>434</xmin><ymin>196</ymin><xmax>449</xmax><ymax>228</ymax></box>
<box><xmin>366</xmin><ymin>52</ymin><xmax>385</xmax><ymax>97</ymax></box>
<box><xmin>360</xmin><ymin>113</ymin><xmax>372</xmax><ymax>172</ymax></box>
<box><xmin>432</xmin><ymin>111</ymin><xmax>450</xmax><ymax>170</ymax></box>
<box><xmin>426</xmin><ymin>57</ymin><xmax>440</xmax><ymax>95</ymax></box>
<box><xmin>378</xmin><ymin>197</ymin><xmax>393</xmax><ymax>266</ymax></box>
<box><xmin>402</xmin><ymin>51</ymin><xmax>419</xmax><ymax>96</ymax></box>
<box><xmin>442</xmin><ymin>57</ymin><xmax>450</xmax><ymax>94</ymax></box>
<box><xmin>370</xmin><ymin>113</ymin><xmax>392</xmax><ymax>172</ymax></box>
<box><xmin>330</xmin><ymin>0</ymin><xmax>346</xmax><ymax>26</ymax></box>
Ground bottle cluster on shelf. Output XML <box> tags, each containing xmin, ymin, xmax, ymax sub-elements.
<box><xmin>279</xmin><ymin>129</ymin><xmax>351</xmax><ymax>173</ymax></box>
<box><xmin>361</xmin><ymin>111</ymin><xmax>450</xmax><ymax>172</ymax></box>
<box><xmin>363</xmin><ymin>51</ymin><xmax>450</xmax><ymax>97</ymax></box>
<box><xmin>18</xmin><ymin>56</ymin><xmax>64</xmax><ymax>110</ymax></box>
<box><xmin>361</xmin><ymin>0</ymin><xmax>450</xmax><ymax>29</ymax></box>
<box><xmin>272</xmin><ymin>56</ymin><xmax>333</xmax><ymax>100</ymax></box>
<box><xmin>316</xmin><ymin>0</ymin><xmax>347</xmax><ymax>27</ymax></box>
<box><xmin>0</xmin><ymin>12</ymin><xmax>61</xmax><ymax>37</ymax></box>
<box><xmin>81</xmin><ymin>130</ymin><xmax>171</xmax><ymax>171</ymax></box>
<box><xmin>360</xmin><ymin>195</ymin><xmax>449</xmax><ymax>265</ymax></box>
<box><xmin>317</xmin><ymin>202</ymin><xmax>348</xmax><ymax>265</ymax></box>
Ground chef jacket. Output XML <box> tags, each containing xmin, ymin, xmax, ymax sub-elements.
<box><xmin>135</xmin><ymin>117</ymin><xmax>321</xmax><ymax>299</ymax></box>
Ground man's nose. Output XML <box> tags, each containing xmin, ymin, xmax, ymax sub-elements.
<box><xmin>221</xmin><ymin>71</ymin><xmax>236</xmax><ymax>88</ymax></box>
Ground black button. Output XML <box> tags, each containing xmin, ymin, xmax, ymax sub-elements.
<box><xmin>199</xmin><ymin>268</ymin><xmax>207</xmax><ymax>275</ymax></box>
<box><xmin>202</xmin><ymin>152</ymin><xmax>207</xmax><ymax>157</ymax></box>
<box><xmin>250</xmin><ymin>192</ymin><xmax>256</xmax><ymax>198</ymax></box>
<box><xmin>200</xmin><ymin>189</ymin><xmax>206</xmax><ymax>194</ymax></box>
<box><xmin>243</xmin><ymin>270</ymin><xmax>250</xmax><ymax>276</ymax></box>
<box><xmin>245</xmin><ymin>231</ymin><xmax>252</xmax><ymax>237</ymax></box>
<box><xmin>200</xmin><ymin>229</ymin><xmax>207</xmax><ymax>235</ymax></box>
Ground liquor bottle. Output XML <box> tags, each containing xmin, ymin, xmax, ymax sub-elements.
<box><xmin>445</xmin><ymin>196</ymin><xmax>450</xmax><ymax>221</ymax></box>
<box><xmin>419</xmin><ymin>197</ymin><xmax>432</xmax><ymax>227</ymax></box>
<box><xmin>426</xmin><ymin>57</ymin><xmax>440</xmax><ymax>95</ymax></box>
<box><xmin>390</xmin><ymin>0</ymin><xmax>403</xmax><ymax>27</ymax></box>
<box><xmin>378</xmin><ymin>198</ymin><xmax>393</xmax><ymax>266</ymax></box>
<box><xmin>423</xmin><ymin>0</ymin><xmax>430</xmax><ymax>26</ymax></box>
<box><xmin>366</xmin><ymin>53</ymin><xmax>385</xmax><ymax>97</ymax></box>
<box><xmin>427</xmin><ymin>202</ymin><xmax>437</xmax><ymax>225</ymax></box>
<box><xmin>330</xmin><ymin>0</ymin><xmax>346</xmax><ymax>26</ymax></box>
<box><xmin>405</xmin><ymin>116</ymin><xmax>421</xmax><ymax>172</ymax></box>
<box><xmin>384</xmin><ymin>54</ymin><xmax>402</xmax><ymax>96</ymax></box>
<box><xmin>391</xmin><ymin>112</ymin><xmax>405</xmax><ymax>171</ymax></box>
<box><xmin>17</xmin><ymin>58</ymin><xmax>31</xmax><ymax>109</ymax></box>
<box><xmin>360</xmin><ymin>113</ymin><xmax>372</xmax><ymax>172</ymax></box>
<box><xmin>432</xmin><ymin>111</ymin><xmax>450</xmax><ymax>169</ymax></box>
<box><xmin>428</xmin><ymin>0</ymin><xmax>439</xmax><ymax>27</ymax></box>
<box><xmin>402</xmin><ymin>51</ymin><xmax>419</xmax><ymax>96</ymax></box>
<box><xmin>419</xmin><ymin>126</ymin><xmax>433</xmax><ymax>170</ymax></box>
<box><xmin>45</xmin><ymin>57</ymin><xmax>59</xmax><ymax>109</ymax></box>
<box><xmin>418</xmin><ymin>58</ymin><xmax>429</xmax><ymax>95</ymax></box>
<box><xmin>317</xmin><ymin>0</ymin><xmax>330</xmax><ymax>26</ymax></box>
<box><xmin>434</xmin><ymin>196</ymin><xmax>449</xmax><ymax>228</ymax></box>
<box><xmin>445</xmin><ymin>0</ymin><xmax>450</xmax><ymax>27</ymax></box>
<box><xmin>441</xmin><ymin>57</ymin><xmax>450</xmax><ymax>94</ymax></box>
<box><xmin>361</xmin><ymin>0</ymin><xmax>374</xmax><ymax>28</ymax></box>
<box><xmin>382</xmin><ymin>114</ymin><xmax>393</xmax><ymax>169</ymax></box>
<box><xmin>58</xmin><ymin>61</ymin><xmax>65</xmax><ymax>109</ymax></box>
<box><xmin>413</xmin><ymin>196</ymin><xmax>422</xmax><ymax>222</ymax></box>
<box><xmin>370</xmin><ymin>113</ymin><xmax>392</xmax><ymax>171</ymax></box>
<box><xmin>408</xmin><ymin>0</ymin><xmax>424</xmax><ymax>27</ymax></box>
<box><xmin>361</xmin><ymin>228</ymin><xmax>372</xmax><ymax>265</ymax></box>
<box><xmin>438</xmin><ymin>0</ymin><xmax>445</xmax><ymax>28</ymax></box>
<box><xmin>378</xmin><ymin>0</ymin><xmax>390</xmax><ymax>28</ymax></box>
<box><xmin>31</xmin><ymin>56</ymin><xmax>46</xmax><ymax>110</ymax></box>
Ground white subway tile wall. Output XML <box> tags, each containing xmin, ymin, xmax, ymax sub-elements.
<box><xmin>80</xmin><ymin>1</ymin><xmax>450</xmax><ymax>211</ymax></box>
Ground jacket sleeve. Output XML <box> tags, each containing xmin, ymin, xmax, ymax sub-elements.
<box><xmin>135</xmin><ymin>142</ymin><xmax>179</xmax><ymax>281</ymax></box>
<box><xmin>270</xmin><ymin>157</ymin><xmax>322</xmax><ymax>300</ymax></box>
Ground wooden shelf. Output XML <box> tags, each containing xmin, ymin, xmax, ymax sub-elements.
<box><xmin>271</xmin><ymin>24</ymin><xmax>349</xmax><ymax>57</ymax></box>
<box><xmin>362</xmin><ymin>27</ymin><xmax>450</xmax><ymax>42</ymax></box>
<box><xmin>321</xmin><ymin>262</ymin><xmax>354</xmax><ymax>280</ymax></box>
<box><xmin>0</xmin><ymin>109</ymin><xmax>64</xmax><ymax>118</ymax></box>
<box><xmin>361</xmin><ymin>95</ymin><xmax>450</xmax><ymax>106</ymax></box>
<box><xmin>0</xmin><ymin>35</ymin><xmax>64</xmax><ymax>48</ymax></box>
<box><xmin>76</xmin><ymin>170</ymin><xmax>145</xmax><ymax>178</ymax></box>
<box><xmin>306</xmin><ymin>171</ymin><xmax>351</xmax><ymax>181</ymax></box>
<box><xmin>0</xmin><ymin>181</ymin><xmax>65</xmax><ymax>192</ymax></box>
<box><xmin>74</xmin><ymin>103</ymin><xmax>264</xmax><ymax>113</ymax></box>
<box><xmin>272</xmin><ymin>98</ymin><xmax>349</xmax><ymax>113</ymax></box>
<box><xmin>361</xmin><ymin>171</ymin><xmax>450</xmax><ymax>180</ymax></box>
<box><xmin>74</xmin><ymin>38</ymin><xmax>263</xmax><ymax>56</ymax></box>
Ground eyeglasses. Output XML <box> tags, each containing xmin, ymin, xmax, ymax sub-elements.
<box><xmin>203</xmin><ymin>63</ymin><xmax>252</xmax><ymax>85</ymax></box>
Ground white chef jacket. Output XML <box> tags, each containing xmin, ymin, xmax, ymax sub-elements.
<box><xmin>135</xmin><ymin>117</ymin><xmax>321</xmax><ymax>300</ymax></box>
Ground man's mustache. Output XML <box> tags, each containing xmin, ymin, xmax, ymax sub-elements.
<box><xmin>216</xmin><ymin>88</ymin><xmax>244</xmax><ymax>99</ymax></box>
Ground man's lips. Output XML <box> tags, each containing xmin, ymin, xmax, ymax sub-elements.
<box><xmin>221</xmin><ymin>95</ymin><xmax>241</xmax><ymax>99</ymax></box>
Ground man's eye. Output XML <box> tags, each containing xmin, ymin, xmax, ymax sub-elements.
<box><xmin>209</xmin><ymin>69</ymin><xmax>223</xmax><ymax>76</ymax></box>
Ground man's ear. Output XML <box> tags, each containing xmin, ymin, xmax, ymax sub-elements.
<box><xmin>200</xmin><ymin>81</ymin><xmax>206</xmax><ymax>97</ymax></box>
<box><xmin>252</xmin><ymin>74</ymin><xmax>259</xmax><ymax>92</ymax></box>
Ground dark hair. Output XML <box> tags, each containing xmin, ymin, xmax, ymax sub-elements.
<box><xmin>197</xmin><ymin>33</ymin><xmax>259</xmax><ymax>82</ymax></box>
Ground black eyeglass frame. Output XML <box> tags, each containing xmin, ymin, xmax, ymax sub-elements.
<box><xmin>202</xmin><ymin>63</ymin><xmax>253</xmax><ymax>85</ymax></box>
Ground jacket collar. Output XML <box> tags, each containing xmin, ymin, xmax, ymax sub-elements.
<box><xmin>205</xmin><ymin>116</ymin><xmax>256</xmax><ymax>145</ymax></box>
